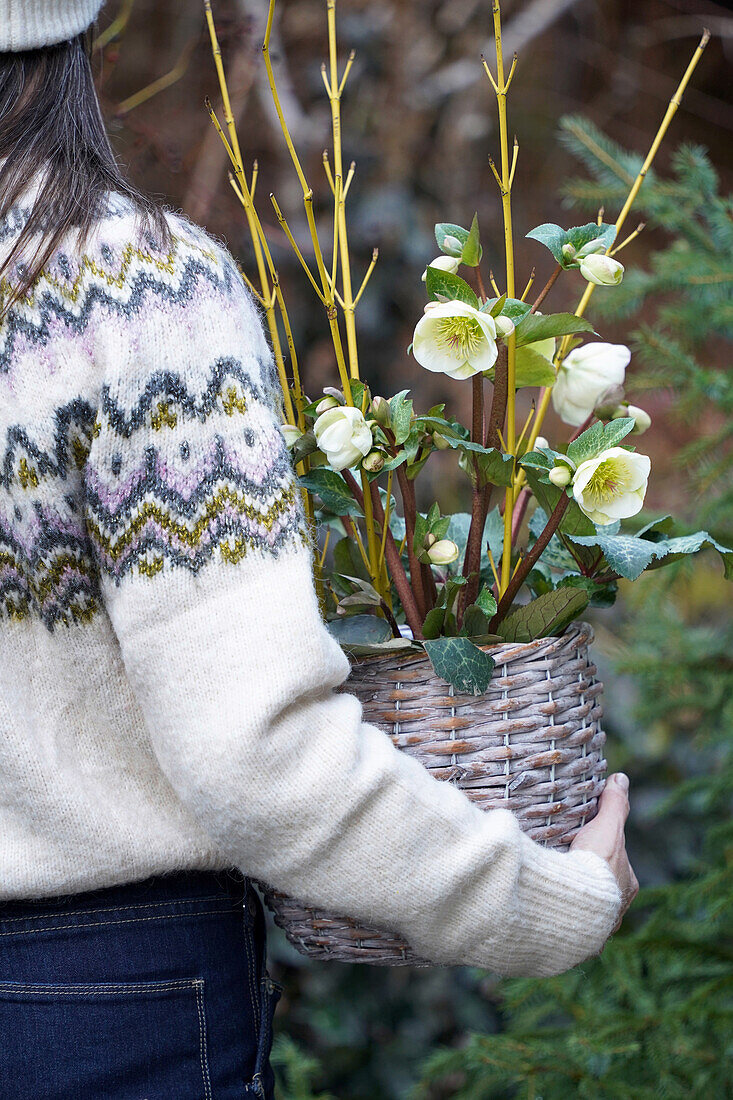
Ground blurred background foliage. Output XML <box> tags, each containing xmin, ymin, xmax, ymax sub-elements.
<box><xmin>95</xmin><ymin>0</ymin><xmax>732</xmax><ymax>1094</ymax></box>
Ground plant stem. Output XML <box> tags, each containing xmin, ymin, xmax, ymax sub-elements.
<box><xmin>491</xmin><ymin>492</ymin><xmax>570</xmax><ymax>627</ymax></box>
<box><xmin>521</xmin><ymin>29</ymin><xmax>709</xmax><ymax>460</ymax></box>
<box><xmin>368</xmin><ymin>481</ymin><xmax>424</xmax><ymax>639</ymax></box>
<box><xmin>511</xmin><ymin>486</ymin><xmax>531</xmax><ymax>543</ymax></box>
<box><xmin>396</xmin><ymin>466</ymin><xmax>427</xmax><ymax>620</ymax></box>
<box><xmin>530</xmin><ymin>262</ymin><xmax>561</xmax><ymax>313</ymax></box>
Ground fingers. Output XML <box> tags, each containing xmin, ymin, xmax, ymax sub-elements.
<box><xmin>595</xmin><ymin>772</ymin><xmax>630</xmax><ymax>826</ymax></box>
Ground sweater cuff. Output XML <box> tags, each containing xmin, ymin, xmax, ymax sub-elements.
<box><xmin>470</xmin><ymin>836</ymin><xmax>623</xmax><ymax>977</ymax></box>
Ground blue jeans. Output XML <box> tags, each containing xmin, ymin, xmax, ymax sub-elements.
<box><xmin>0</xmin><ymin>869</ymin><xmax>281</xmax><ymax>1098</ymax></box>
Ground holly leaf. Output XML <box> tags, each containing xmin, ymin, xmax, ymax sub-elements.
<box><xmin>496</xmin><ymin>587</ymin><xmax>589</xmax><ymax>643</ymax></box>
<box><xmin>425</xmin><ymin>266</ymin><xmax>479</xmax><ymax>308</ymax></box>
<box><xmin>442</xmin><ymin>437</ymin><xmax>514</xmax><ymax>487</ymax></box>
<box><xmin>422</xmin><ymin>637</ymin><xmax>495</xmax><ymax>695</ymax></box>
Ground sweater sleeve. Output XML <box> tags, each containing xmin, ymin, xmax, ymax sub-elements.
<box><xmin>83</xmin><ymin>239</ymin><xmax>621</xmax><ymax>977</ymax></box>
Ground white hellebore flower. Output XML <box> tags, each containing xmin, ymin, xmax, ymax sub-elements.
<box><xmin>579</xmin><ymin>254</ymin><xmax>624</xmax><ymax>286</ymax></box>
<box><xmin>412</xmin><ymin>299</ymin><xmax>498</xmax><ymax>381</ymax></box>
<box><xmin>552</xmin><ymin>342</ymin><xmax>631</xmax><ymax>427</ymax></box>
<box><xmin>427</xmin><ymin>539</ymin><xmax>460</xmax><ymax>566</ymax></box>
<box><xmin>422</xmin><ymin>255</ymin><xmax>461</xmax><ymax>282</ymax></box>
<box><xmin>314</xmin><ymin>405</ymin><xmax>373</xmax><ymax>472</ymax></box>
<box><xmin>572</xmin><ymin>447</ymin><xmax>651</xmax><ymax>526</ymax></box>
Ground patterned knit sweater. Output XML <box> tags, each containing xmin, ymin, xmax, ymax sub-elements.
<box><xmin>0</xmin><ymin>184</ymin><xmax>622</xmax><ymax>976</ymax></box>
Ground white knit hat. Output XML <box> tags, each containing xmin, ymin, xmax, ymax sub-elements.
<box><xmin>0</xmin><ymin>0</ymin><xmax>105</xmax><ymax>51</ymax></box>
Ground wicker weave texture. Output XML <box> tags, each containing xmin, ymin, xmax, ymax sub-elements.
<box><xmin>261</xmin><ymin>622</ymin><xmax>607</xmax><ymax>966</ymax></box>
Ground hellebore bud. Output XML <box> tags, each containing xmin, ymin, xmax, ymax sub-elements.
<box><xmin>494</xmin><ymin>314</ymin><xmax>515</xmax><ymax>338</ymax></box>
<box><xmin>280</xmin><ymin>424</ymin><xmax>303</xmax><ymax>449</ymax></box>
<box><xmin>548</xmin><ymin>465</ymin><xmax>572</xmax><ymax>488</ymax></box>
<box><xmin>579</xmin><ymin>254</ymin><xmax>624</xmax><ymax>286</ymax></box>
<box><xmin>362</xmin><ymin>450</ymin><xmax>386</xmax><ymax>473</ymax></box>
<box><xmin>422</xmin><ymin>255</ymin><xmax>461</xmax><ymax>282</ymax></box>
<box><xmin>534</xmin><ymin>436</ymin><xmax>550</xmax><ymax>450</ymax></box>
<box><xmin>426</xmin><ymin>539</ymin><xmax>460</xmax><ymax>566</ymax></box>
<box><xmin>315</xmin><ymin>394</ymin><xmax>341</xmax><ymax>415</ymax></box>
<box><xmin>370</xmin><ymin>396</ymin><xmax>391</xmax><ymax>427</ymax></box>
<box><xmin>561</xmin><ymin>242</ymin><xmax>577</xmax><ymax>262</ymax></box>
<box><xmin>614</xmin><ymin>403</ymin><xmax>652</xmax><ymax>435</ymax></box>
<box><xmin>443</xmin><ymin>234</ymin><xmax>463</xmax><ymax>255</ymax></box>
<box><xmin>432</xmin><ymin>432</ymin><xmax>451</xmax><ymax>451</ymax></box>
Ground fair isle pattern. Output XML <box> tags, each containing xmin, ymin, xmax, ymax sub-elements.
<box><xmin>0</xmin><ymin>213</ymin><xmax>233</xmax><ymax>374</ymax></box>
<box><xmin>84</xmin><ymin>358</ymin><xmax>306</xmax><ymax>585</ymax></box>
<box><xmin>0</xmin><ymin>200</ymin><xmax>305</xmax><ymax>628</ymax></box>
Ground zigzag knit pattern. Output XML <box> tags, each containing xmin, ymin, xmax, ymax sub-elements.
<box><xmin>0</xmin><ymin>197</ymin><xmax>306</xmax><ymax>629</ymax></box>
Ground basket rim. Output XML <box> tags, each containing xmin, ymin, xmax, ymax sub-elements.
<box><xmin>349</xmin><ymin>619</ymin><xmax>594</xmax><ymax>671</ymax></box>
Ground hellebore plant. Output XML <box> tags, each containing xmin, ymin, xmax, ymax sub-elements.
<box><xmin>204</xmin><ymin>1</ymin><xmax>728</xmax><ymax>694</ymax></box>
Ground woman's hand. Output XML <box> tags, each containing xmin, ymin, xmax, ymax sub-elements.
<box><xmin>570</xmin><ymin>772</ymin><xmax>639</xmax><ymax>933</ymax></box>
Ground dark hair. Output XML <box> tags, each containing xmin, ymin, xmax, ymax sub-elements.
<box><xmin>0</xmin><ymin>31</ymin><xmax>170</xmax><ymax>316</ymax></box>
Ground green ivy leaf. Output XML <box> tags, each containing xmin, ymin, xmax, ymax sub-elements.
<box><xmin>496</xmin><ymin>587</ymin><xmax>590</xmax><ymax>643</ymax></box>
<box><xmin>515</xmin><ymin>313</ymin><xmax>594</xmax><ymax>347</ymax></box>
<box><xmin>299</xmin><ymin>468</ymin><xmax>362</xmax><ymax>517</ymax></box>
<box><xmin>422</xmin><ymin>636</ymin><xmax>495</xmax><ymax>695</ymax></box>
<box><xmin>514</xmin><ymin>345</ymin><xmax>557</xmax><ymax>388</ymax></box>
<box><xmin>461</xmin><ymin>212</ymin><xmax>482</xmax><ymax>266</ymax></box>
<box><xmin>425</xmin><ymin>266</ymin><xmax>479</xmax><ymax>308</ymax></box>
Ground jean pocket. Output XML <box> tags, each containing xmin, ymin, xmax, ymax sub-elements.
<box><xmin>0</xmin><ymin>977</ymin><xmax>213</xmax><ymax>1100</ymax></box>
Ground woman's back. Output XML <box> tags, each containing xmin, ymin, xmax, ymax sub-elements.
<box><xmin>0</xmin><ymin>188</ymin><xmax>297</xmax><ymax>899</ymax></box>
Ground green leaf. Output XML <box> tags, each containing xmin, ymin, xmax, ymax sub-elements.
<box><xmin>299</xmin><ymin>468</ymin><xmax>362</xmax><ymax>516</ymax></box>
<box><xmin>327</xmin><ymin>614</ymin><xmax>393</xmax><ymax>646</ymax></box>
<box><xmin>515</xmin><ymin>313</ymin><xmax>594</xmax><ymax>347</ymax></box>
<box><xmin>488</xmin><ymin>293</ymin><xmax>507</xmax><ymax>317</ymax></box>
<box><xmin>290</xmin><ymin>430</ymin><xmax>318</xmax><ymax>464</ymax></box>
<box><xmin>569</xmin><ymin>528</ymin><xmax>733</xmax><ymax>581</ymax></box>
<box><xmin>566</xmin><ymin>417</ymin><xmax>635</xmax><ymax>466</ymax></box>
<box><xmin>425</xmin><ymin>267</ymin><xmax>479</xmax><ymax>308</ymax></box>
<box><xmin>557</xmin><ymin>574</ymin><xmax>619</xmax><ymax>608</ymax></box>
<box><xmin>435</xmin><ymin>222</ymin><xmax>468</xmax><ymax>257</ymax></box>
<box><xmin>522</xmin><ymin>467</ymin><xmax>596</xmax><ymax>538</ymax></box>
<box><xmin>461</xmin><ymin>212</ymin><xmax>482</xmax><ymax>266</ymax></box>
<box><xmin>481</xmin><ymin>296</ymin><xmax>532</xmax><ymax>325</ymax></box>
<box><xmin>422</xmin><ymin>607</ymin><xmax>446</xmax><ymax>640</ymax></box>
<box><xmin>514</xmin><ymin>345</ymin><xmax>557</xmax><ymax>388</ymax></box>
<box><xmin>442</xmin><ymin>437</ymin><xmax>514</xmax><ymax>487</ymax></box>
<box><xmin>337</xmin><ymin>638</ymin><xmax>416</xmax><ymax>658</ymax></box>
<box><xmin>496</xmin><ymin>587</ymin><xmax>590</xmax><ymax>643</ymax></box>
<box><xmin>333</xmin><ymin>536</ymin><xmax>370</xmax><ymax>582</ymax></box>
<box><xmin>422</xmin><ymin>637</ymin><xmax>495</xmax><ymax>695</ymax></box>
<box><xmin>567</xmin><ymin>221</ymin><xmax>616</xmax><ymax>255</ymax></box>
<box><xmin>525</xmin><ymin>223</ymin><xmax>568</xmax><ymax>262</ymax></box>
<box><xmin>476</xmin><ymin>585</ymin><xmax>498</xmax><ymax>617</ymax></box>
<box><xmin>389</xmin><ymin>390</ymin><xmax>414</xmax><ymax>445</ymax></box>
<box><xmin>461</xmin><ymin>604</ymin><xmax>491</xmax><ymax>638</ymax></box>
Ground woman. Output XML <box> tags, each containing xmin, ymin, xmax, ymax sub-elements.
<box><xmin>0</xmin><ymin>3</ymin><xmax>637</xmax><ymax>1097</ymax></box>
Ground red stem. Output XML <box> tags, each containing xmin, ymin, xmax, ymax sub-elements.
<box><xmin>511</xmin><ymin>487</ymin><xmax>531</xmax><ymax>544</ymax></box>
<box><xmin>368</xmin><ymin>480</ymin><xmax>424</xmax><ymax>639</ymax></box>
<box><xmin>491</xmin><ymin>492</ymin><xmax>570</xmax><ymax>627</ymax></box>
<box><xmin>530</xmin><ymin>263</ymin><xmax>562</xmax><ymax>314</ymax></box>
<box><xmin>396</xmin><ymin>466</ymin><xmax>427</xmax><ymax>621</ymax></box>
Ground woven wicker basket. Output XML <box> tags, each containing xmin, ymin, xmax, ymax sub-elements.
<box><xmin>260</xmin><ymin>620</ymin><xmax>607</xmax><ymax>965</ymax></box>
